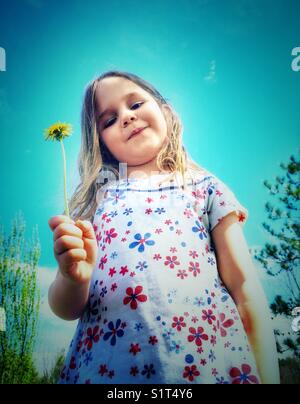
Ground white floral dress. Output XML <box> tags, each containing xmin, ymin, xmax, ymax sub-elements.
<box><xmin>58</xmin><ymin>169</ymin><xmax>261</xmax><ymax>384</ymax></box>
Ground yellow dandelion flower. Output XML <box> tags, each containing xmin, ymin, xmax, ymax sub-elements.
<box><xmin>44</xmin><ymin>122</ymin><xmax>72</xmax><ymax>142</ymax></box>
<box><xmin>44</xmin><ymin>121</ymin><xmax>73</xmax><ymax>217</ymax></box>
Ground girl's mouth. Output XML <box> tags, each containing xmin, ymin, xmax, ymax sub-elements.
<box><xmin>129</xmin><ymin>127</ymin><xmax>148</xmax><ymax>140</ymax></box>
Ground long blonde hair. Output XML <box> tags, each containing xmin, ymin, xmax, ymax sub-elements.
<box><xmin>69</xmin><ymin>70</ymin><xmax>204</xmax><ymax>221</ymax></box>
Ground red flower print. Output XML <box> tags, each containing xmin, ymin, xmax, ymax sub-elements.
<box><xmin>177</xmin><ymin>269</ymin><xmax>188</xmax><ymax>280</ymax></box>
<box><xmin>69</xmin><ymin>356</ymin><xmax>76</xmax><ymax>370</ymax></box>
<box><xmin>188</xmin><ymin>326</ymin><xmax>208</xmax><ymax>346</ymax></box>
<box><xmin>99</xmin><ymin>364</ymin><xmax>108</xmax><ymax>376</ymax></box>
<box><xmin>172</xmin><ymin>316</ymin><xmax>187</xmax><ymax>331</ymax></box>
<box><xmin>192</xmin><ymin>189</ymin><xmax>206</xmax><ymax>200</ymax></box>
<box><xmin>212</xmin><ymin>368</ymin><xmax>218</xmax><ymax>377</ymax></box>
<box><xmin>164</xmin><ymin>255</ymin><xmax>180</xmax><ymax>269</ymax></box>
<box><xmin>183</xmin><ymin>365</ymin><xmax>200</xmax><ymax>382</ymax></box>
<box><xmin>84</xmin><ymin>325</ymin><xmax>101</xmax><ymax>350</ymax></box>
<box><xmin>98</xmin><ymin>254</ymin><xmax>107</xmax><ymax>270</ymax></box>
<box><xmin>129</xmin><ymin>343</ymin><xmax>141</xmax><ymax>356</ymax></box>
<box><xmin>184</xmin><ymin>208</ymin><xmax>193</xmax><ymax>219</ymax></box>
<box><xmin>188</xmin><ymin>261</ymin><xmax>200</xmax><ymax>277</ymax></box>
<box><xmin>229</xmin><ymin>364</ymin><xmax>259</xmax><ymax>384</ymax></box>
<box><xmin>145</xmin><ymin>208</ymin><xmax>153</xmax><ymax>215</ymax></box>
<box><xmin>76</xmin><ymin>339</ymin><xmax>83</xmax><ymax>352</ymax></box>
<box><xmin>202</xmin><ymin>309</ymin><xmax>216</xmax><ymax>325</ymax></box>
<box><xmin>105</xmin><ymin>228</ymin><xmax>118</xmax><ymax>244</ymax></box>
<box><xmin>149</xmin><ymin>336</ymin><xmax>158</xmax><ymax>345</ymax></box>
<box><xmin>95</xmin><ymin>230</ymin><xmax>102</xmax><ymax>244</ymax></box>
<box><xmin>111</xmin><ymin>283</ymin><xmax>117</xmax><ymax>292</ymax></box>
<box><xmin>218</xmin><ymin>313</ymin><xmax>234</xmax><ymax>337</ymax></box>
<box><xmin>210</xmin><ymin>335</ymin><xmax>217</xmax><ymax>346</ymax></box>
<box><xmin>119</xmin><ymin>266</ymin><xmax>129</xmax><ymax>276</ymax></box>
<box><xmin>189</xmin><ymin>250</ymin><xmax>199</xmax><ymax>259</ymax></box>
<box><xmin>108</xmin><ymin>267</ymin><xmax>116</xmax><ymax>277</ymax></box>
<box><xmin>130</xmin><ymin>366</ymin><xmax>139</xmax><ymax>376</ymax></box>
<box><xmin>153</xmin><ymin>253</ymin><xmax>162</xmax><ymax>261</ymax></box>
<box><xmin>238</xmin><ymin>212</ymin><xmax>246</xmax><ymax>223</ymax></box>
<box><xmin>123</xmin><ymin>285</ymin><xmax>148</xmax><ymax>310</ymax></box>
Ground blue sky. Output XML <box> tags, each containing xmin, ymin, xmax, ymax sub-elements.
<box><xmin>0</xmin><ymin>0</ymin><xmax>299</xmax><ymax>373</ymax></box>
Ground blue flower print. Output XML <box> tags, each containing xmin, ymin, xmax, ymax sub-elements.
<box><xmin>123</xmin><ymin>208</ymin><xmax>133</xmax><ymax>216</ymax></box>
<box><xmin>216</xmin><ymin>377</ymin><xmax>229</xmax><ymax>384</ymax></box>
<box><xmin>169</xmin><ymin>340</ymin><xmax>184</xmax><ymax>354</ymax></box>
<box><xmin>154</xmin><ymin>207</ymin><xmax>166</xmax><ymax>215</ymax></box>
<box><xmin>83</xmin><ymin>352</ymin><xmax>93</xmax><ymax>366</ymax></box>
<box><xmin>100</xmin><ymin>287</ymin><xmax>107</xmax><ymax>298</ymax></box>
<box><xmin>135</xmin><ymin>261</ymin><xmax>148</xmax><ymax>272</ymax></box>
<box><xmin>103</xmin><ymin>319</ymin><xmax>125</xmax><ymax>346</ymax></box>
<box><xmin>109</xmin><ymin>210</ymin><xmax>118</xmax><ymax>218</ymax></box>
<box><xmin>207</xmin><ymin>184</ymin><xmax>215</xmax><ymax>196</ymax></box>
<box><xmin>162</xmin><ymin>328</ymin><xmax>176</xmax><ymax>341</ymax></box>
<box><xmin>134</xmin><ymin>322</ymin><xmax>143</xmax><ymax>332</ymax></box>
<box><xmin>209</xmin><ymin>350</ymin><xmax>216</xmax><ymax>362</ymax></box>
<box><xmin>129</xmin><ymin>233</ymin><xmax>155</xmax><ymax>253</ymax></box>
<box><xmin>110</xmin><ymin>251</ymin><xmax>118</xmax><ymax>259</ymax></box>
<box><xmin>107</xmin><ymin>189</ymin><xmax>126</xmax><ymax>205</ymax></box>
<box><xmin>96</xmin><ymin>207</ymin><xmax>104</xmax><ymax>216</ymax></box>
<box><xmin>141</xmin><ymin>364</ymin><xmax>156</xmax><ymax>379</ymax></box>
<box><xmin>193</xmin><ymin>297</ymin><xmax>205</xmax><ymax>307</ymax></box>
<box><xmin>192</xmin><ymin>220</ymin><xmax>207</xmax><ymax>240</ymax></box>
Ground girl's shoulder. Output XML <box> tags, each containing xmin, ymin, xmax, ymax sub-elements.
<box><xmin>186</xmin><ymin>166</ymin><xmax>217</xmax><ymax>185</ymax></box>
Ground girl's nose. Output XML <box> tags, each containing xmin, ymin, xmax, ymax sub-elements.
<box><xmin>122</xmin><ymin>112</ymin><xmax>137</xmax><ymax>127</ymax></box>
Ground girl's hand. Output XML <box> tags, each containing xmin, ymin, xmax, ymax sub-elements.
<box><xmin>48</xmin><ymin>215</ymin><xmax>98</xmax><ymax>285</ymax></box>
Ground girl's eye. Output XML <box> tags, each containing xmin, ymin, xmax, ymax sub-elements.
<box><xmin>103</xmin><ymin>117</ymin><xmax>116</xmax><ymax>129</ymax></box>
<box><xmin>131</xmin><ymin>101</ymin><xmax>143</xmax><ymax>110</ymax></box>
<box><xmin>103</xmin><ymin>102</ymin><xmax>143</xmax><ymax>129</ymax></box>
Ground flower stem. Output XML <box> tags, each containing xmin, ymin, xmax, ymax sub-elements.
<box><xmin>60</xmin><ymin>140</ymin><xmax>69</xmax><ymax>217</ymax></box>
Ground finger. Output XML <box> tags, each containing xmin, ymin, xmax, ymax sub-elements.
<box><xmin>75</xmin><ymin>220</ymin><xmax>96</xmax><ymax>241</ymax></box>
<box><xmin>75</xmin><ymin>220</ymin><xmax>98</xmax><ymax>265</ymax></box>
<box><xmin>54</xmin><ymin>235</ymin><xmax>84</xmax><ymax>255</ymax></box>
<box><xmin>53</xmin><ymin>223</ymin><xmax>83</xmax><ymax>242</ymax></box>
<box><xmin>48</xmin><ymin>215</ymin><xmax>75</xmax><ymax>232</ymax></box>
<box><xmin>56</xmin><ymin>248</ymin><xmax>87</xmax><ymax>266</ymax></box>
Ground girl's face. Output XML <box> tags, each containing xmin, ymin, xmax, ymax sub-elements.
<box><xmin>95</xmin><ymin>77</ymin><xmax>169</xmax><ymax>172</ymax></box>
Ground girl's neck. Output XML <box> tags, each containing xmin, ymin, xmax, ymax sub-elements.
<box><xmin>126</xmin><ymin>159</ymin><xmax>169</xmax><ymax>180</ymax></box>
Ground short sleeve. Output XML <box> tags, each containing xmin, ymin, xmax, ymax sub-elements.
<box><xmin>206</xmin><ymin>176</ymin><xmax>249</xmax><ymax>232</ymax></box>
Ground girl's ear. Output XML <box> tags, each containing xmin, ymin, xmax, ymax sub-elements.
<box><xmin>161</xmin><ymin>104</ymin><xmax>172</xmax><ymax>128</ymax></box>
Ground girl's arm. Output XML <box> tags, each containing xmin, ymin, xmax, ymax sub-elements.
<box><xmin>211</xmin><ymin>212</ymin><xmax>280</xmax><ymax>384</ymax></box>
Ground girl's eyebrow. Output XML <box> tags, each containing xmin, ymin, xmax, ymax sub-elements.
<box><xmin>98</xmin><ymin>91</ymin><xmax>143</xmax><ymax>121</ymax></box>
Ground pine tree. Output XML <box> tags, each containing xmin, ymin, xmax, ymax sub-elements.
<box><xmin>254</xmin><ymin>150</ymin><xmax>300</xmax><ymax>358</ymax></box>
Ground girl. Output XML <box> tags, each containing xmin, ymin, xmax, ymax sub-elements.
<box><xmin>48</xmin><ymin>71</ymin><xmax>279</xmax><ymax>384</ymax></box>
